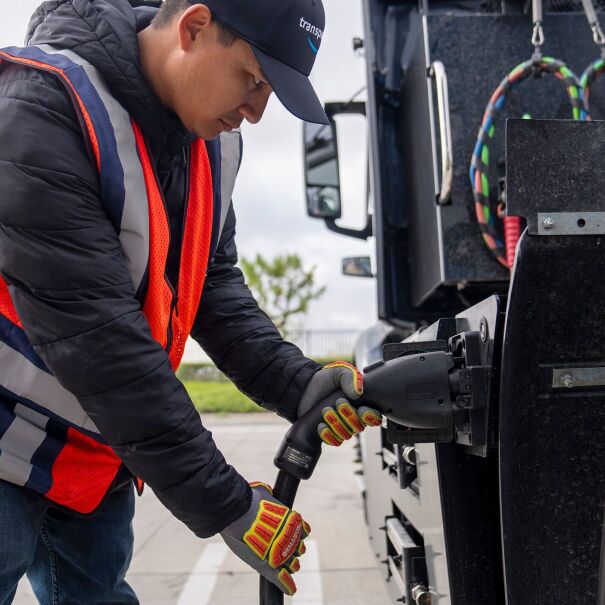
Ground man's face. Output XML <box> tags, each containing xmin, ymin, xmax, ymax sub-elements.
<box><xmin>169</xmin><ymin>8</ymin><xmax>273</xmax><ymax>139</ymax></box>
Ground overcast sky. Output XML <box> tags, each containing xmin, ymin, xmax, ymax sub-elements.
<box><xmin>0</xmin><ymin>0</ymin><xmax>377</xmax><ymax>332</ymax></box>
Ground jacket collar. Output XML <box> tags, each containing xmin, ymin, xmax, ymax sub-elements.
<box><xmin>26</xmin><ymin>0</ymin><xmax>196</xmax><ymax>152</ymax></box>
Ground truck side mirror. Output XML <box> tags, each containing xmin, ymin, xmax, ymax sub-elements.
<box><xmin>304</xmin><ymin>122</ymin><xmax>341</xmax><ymax>219</ymax></box>
<box><xmin>342</xmin><ymin>256</ymin><xmax>374</xmax><ymax>278</ymax></box>
<box><xmin>303</xmin><ymin>101</ymin><xmax>372</xmax><ymax>240</ymax></box>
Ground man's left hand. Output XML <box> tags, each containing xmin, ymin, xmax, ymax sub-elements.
<box><xmin>297</xmin><ymin>361</ymin><xmax>383</xmax><ymax>447</ymax></box>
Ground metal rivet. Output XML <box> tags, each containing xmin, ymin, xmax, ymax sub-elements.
<box><xmin>402</xmin><ymin>446</ymin><xmax>417</xmax><ymax>465</ymax></box>
<box><xmin>411</xmin><ymin>584</ymin><xmax>432</xmax><ymax>605</ymax></box>
<box><xmin>543</xmin><ymin>217</ymin><xmax>554</xmax><ymax>229</ymax></box>
<box><xmin>560</xmin><ymin>374</ymin><xmax>574</xmax><ymax>388</ymax></box>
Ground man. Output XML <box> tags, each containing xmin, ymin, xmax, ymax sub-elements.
<box><xmin>0</xmin><ymin>0</ymin><xmax>382</xmax><ymax>602</ymax></box>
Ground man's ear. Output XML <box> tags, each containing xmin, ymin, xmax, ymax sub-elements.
<box><xmin>177</xmin><ymin>3</ymin><xmax>213</xmax><ymax>52</ymax></box>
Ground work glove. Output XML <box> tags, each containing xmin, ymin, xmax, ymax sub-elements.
<box><xmin>297</xmin><ymin>361</ymin><xmax>383</xmax><ymax>447</ymax></box>
<box><xmin>221</xmin><ymin>482</ymin><xmax>310</xmax><ymax>596</ymax></box>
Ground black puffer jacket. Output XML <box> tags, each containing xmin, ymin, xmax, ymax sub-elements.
<box><xmin>0</xmin><ymin>0</ymin><xmax>320</xmax><ymax>537</ymax></box>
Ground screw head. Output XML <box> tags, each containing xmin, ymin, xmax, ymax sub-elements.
<box><xmin>560</xmin><ymin>374</ymin><xmax>574</xmax><ymax>389</ymax></box>
<box><xmin>543</xmin><ymin>217</ymin><xmax>554</xmax><ymax>229</ymax></box>
<box><xmin>480</xmin><ymin>318</ymin><xmax>488</xmax><ymax>343</ymax></box>
<box><xmin>352</xmin><ymin>37</ymin><xmax>365</xmax><ymax>51</ymax></box>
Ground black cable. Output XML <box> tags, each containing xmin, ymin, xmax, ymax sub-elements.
<box><xmin>259</xmin><ymin>472</ymin><xmax>301</xmax><ymax>605</ymax></box>
<box><xmin>599</xmin><ymin>507</ymin><xmax>605</xmax><ymax>605</ymax></box>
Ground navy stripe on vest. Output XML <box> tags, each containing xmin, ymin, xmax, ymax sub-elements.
<box><xmin>26</xmin><ymin>420</ymin><xmax>68</xmax><ymax>495</ymax></box>
<box><xmin>205</xmin><ymin>138</ymin><xmax>223</xmax><ymax>258</ymax></box>
<box><xmin>0</xmin><ymin>397</ymin><xmax>16</xmax><ymax>441</ymax></box>
<box><xmin>0</xmin><ymin>314</ymin><xmax>48</xmax><ymax>373</ymax></box>
<box><xmin>3</xmin><ymin>46</ymin><xmax>126</xmax><ymax>232</ymax></box>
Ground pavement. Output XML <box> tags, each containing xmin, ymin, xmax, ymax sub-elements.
<box><xmin>14</xmin><ymin>413</ymin><xmax>390</xmax><ymax>605</ymax></box>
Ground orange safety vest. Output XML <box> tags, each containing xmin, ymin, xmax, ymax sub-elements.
<box><xmin>0</xmin><ymin>44</ymin><xmax>237</xmax><ymax>513</ymax></box>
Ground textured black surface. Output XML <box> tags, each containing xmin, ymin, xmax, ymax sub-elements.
<box><xmin>433</xmin><ymin>297</ymin><xmax>505</xmax><ymax>604</ymax></box>
<box><xmin>435</xmin><ymin>443</ymin><xmax>505</xmax><ymax>605</ymax></box>
<box><xmin>499</xmin><ymin>232</ymin><xmax>605</xmax><ymax>603</ymax></box>
<box><xmin>507</xmin><ymin>119</ymin><xmax>605</xmax><ymax>231</ymax></box>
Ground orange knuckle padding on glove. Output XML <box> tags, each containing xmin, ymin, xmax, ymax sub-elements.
<box><xmin>288</xmin><ymin>557</ymin><xmax>301</xmax><ymax>573</ymax></box>
<box><xmin>311</xmin><ymin>361</ymin><xmax>385</xmax><ymax>447</ymax></box>
<box><xmin>322</xmin><ymin>406</ymin><xmax>353</xmax><ymax>441</ymax></box>
<box><xmin>268</xmin><ymin>510</ymin><xmax>305</xmax><ymax>568</ymax></box>
<box><xmin>336</xmin><ymin>398</ymin><xmax>365</xmax><ymax>433</ymax></box>
<box><xmin>317</xmin><ymin>393</ymin><xmax>385</xmax><ymax>446</ymax></box>
<box><xmin>358</xmin><ymin>405</ymin><xmax>383</xmax><ymax>427</ymax></box>
<box><xmin>278</xmin><ymin>568</ymin><xmax>297</xmax><ymax>595</ymax></box>
<box><xmin>241</xmin><ymin>490</ymin><xmax>310</xmax><ymax>595</ymax></box>
<box><xmin>318</xmin><ymin>422</ymin><xmax>343</xmax><ymax>446</ymax></box>
<box><xmin>222</xmin><ymin>483</ymin><xmax>311</xmax><ymax>596</ymax></box>
<box><xmin>243</xmin><ymin>499</ymin><xmax>289</xmax><ymax>560</ymax></box>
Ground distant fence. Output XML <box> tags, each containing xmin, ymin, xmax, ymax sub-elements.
<box><xmin>182</xmin><ymin>329</ymin><xmax>361</xmax><ymax>364</ymax></box>
<box><xmin>285</xmin><ymin>329</ymin><xmax>360</xmax><ymax>359</ymax></box>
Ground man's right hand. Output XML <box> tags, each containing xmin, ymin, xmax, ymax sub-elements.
<box><xmin>220</xmin><ymin>482</ymin><xmax>310</xmax><ymax>595</ymax></box>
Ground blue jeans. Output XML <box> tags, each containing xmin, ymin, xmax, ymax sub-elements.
<box><xmin>0</xmin><ymin>479</ymin><xmax>139</xmax><ymax>605</ymax></box>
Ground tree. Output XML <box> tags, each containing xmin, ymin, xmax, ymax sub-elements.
<box><xmin>240</xmin><ymin>253</ymin><xmax>326</xmax><ymax>334</ymax></box>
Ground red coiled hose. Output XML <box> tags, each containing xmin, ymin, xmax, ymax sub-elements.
<box><xmin>503</xmin><ymin>216</ymin><xmax>521</xmax><ymax>270</ymax></box>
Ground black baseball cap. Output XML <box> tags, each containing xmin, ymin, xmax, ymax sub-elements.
<box><xmin>202</xmin><ymin>0</ymin><xmax>329</xmax><ymax>125</ymax></box>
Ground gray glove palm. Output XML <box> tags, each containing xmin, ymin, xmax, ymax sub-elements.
<box><xmin>221</xmin><ymin>482</ymin><xmax>310</xmax><ymax>596</ymax></box>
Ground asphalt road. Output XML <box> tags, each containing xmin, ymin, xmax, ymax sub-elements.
<box><xmin>14</xmin><ymin>413</ymin><xmax>390</xmax><ymax>605</ymax></box>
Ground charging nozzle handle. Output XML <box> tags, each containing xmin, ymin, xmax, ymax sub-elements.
<box><xmin>273</xmin><ymin>389</ymin><xmax>355</xmax><ymax>480</ymax></box>
<box><xmin>261</xmin><ymin>392</ymin><xmax>357</xmax><ymax>603</ymax></box>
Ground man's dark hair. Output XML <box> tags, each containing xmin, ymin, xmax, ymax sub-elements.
<box><xmin>153</xmin><ymin>0</ymin><xmax>238</xmax><ymax>46</ymax></box>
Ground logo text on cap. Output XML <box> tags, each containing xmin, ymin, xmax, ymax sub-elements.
<box><xmin>299</xmin><ymin>17</ymin><xmax>323</xmax><ymax>40</ymax></box>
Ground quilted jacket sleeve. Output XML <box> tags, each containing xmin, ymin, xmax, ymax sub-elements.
<box><xmin>0</xmin><ymin>64</ymin><xmax>251</xmax><ymax>537</ymax></box>
<box><xmin>191</xmin><ymin>204</ymin><xmax>321</xmax><ymax>424</ymax></box>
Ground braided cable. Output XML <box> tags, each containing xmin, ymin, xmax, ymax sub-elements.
<box><xmin>581</xmin><ymin>57</ymin><xmax>605</xmax><ymax>112</ymax></box>
<box><xmin>470</xmin><ymin>57</ymin><xmax>588</xmax><ymax>268</ymax></box>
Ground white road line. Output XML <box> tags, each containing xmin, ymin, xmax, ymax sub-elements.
<box><xmin>293</xmin><ymin>539</ymin><xmax>323</xmax><ymax>605</ymax></box>
<box><xmin>176</xmin><ymin>542</ymin><xmax>229</xmax><ymax>605</ymax></box>
<box><xmin>17</xmin><ymin>576</ymin><xmax>36</xmax><ymax>598</ymax></box>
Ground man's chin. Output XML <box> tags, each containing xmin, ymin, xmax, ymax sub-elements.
<box><xmin>186</xmin><ymin>122</ymin><xmax>222</xmax><ymax>141</ymax></box>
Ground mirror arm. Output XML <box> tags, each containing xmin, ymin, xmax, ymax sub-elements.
<box><xmin>324</xmin><ymin>215</ymin><xmax>373</xmax><ymax>240</ymax></box>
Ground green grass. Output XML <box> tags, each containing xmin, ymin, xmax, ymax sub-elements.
<box><xmin>184</xmin><ymin>381</ymin><xmax>267</xmax><ymax>414</ymax></box>
<box><xmin>177</xmin><ymin>358</ymin><xmax>353</xmax><ymax>383</ymax></box>
<box><xmin>181</xmin><ymin>356</ymin><xmax>356</xmax><ymax>414</ymax></box>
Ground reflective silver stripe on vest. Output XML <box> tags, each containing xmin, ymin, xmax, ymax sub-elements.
<box><xmin>218</xmin><ymin>130</ymin><xmax>242</xmax><ymax>237</ymax></box>
<box><xmin>0</xmin><ymin>342</ymin><xmax>99</xmax><ymax>432</ymax></box>
<box><xmin>0</xmin><ymin>45</ymin><xmax>147</xmax><ymax>437</ymax></box>
<box><xmin>0</xmin><ymin>404</ymin><xmax>49</xmax><ymax>486</ymax></box>
<box><xmin>36</xmin><ymin>44</ymin><xmax>150</xmax><ymax>295</ymax></box>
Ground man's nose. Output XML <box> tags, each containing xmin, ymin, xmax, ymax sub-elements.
<box><xmin>239</xmin><ymin>86</ymin><xmax>273</xmax><ymax>124</ymax></box>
